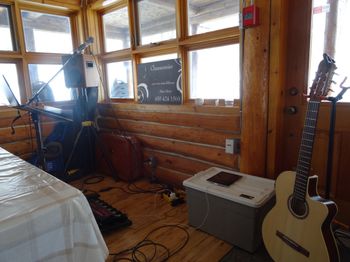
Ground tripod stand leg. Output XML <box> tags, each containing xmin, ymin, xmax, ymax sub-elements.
<box><xmin>31</xmin><ymin>112</ymin><xmax>47</xmax><ymax>171</ymax></box>
<box><xmin>64</xmin><ymin>125</ymin><xmax>84</xmax><ymax>175</ymax></box>
<box><xmin>91</xmin><ymin>127</ymin><xmax>119</xmax><ymax>181</ymax></box>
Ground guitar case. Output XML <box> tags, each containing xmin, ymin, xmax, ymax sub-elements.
<box><xmin>96</xmin><ymin>132</ymin><xmax>143</xmax><ymax>182</ymax></box>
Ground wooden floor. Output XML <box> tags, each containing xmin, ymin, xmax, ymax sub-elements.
<box><xmin>70</xmin><ymin>175</ymin><xmax>233</xmax><ymax>262</ymax></box>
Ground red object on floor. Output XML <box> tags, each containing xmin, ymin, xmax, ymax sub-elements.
<box><xmin>96</xmin><ymin>132</ymin><xmax>143</xmax><ymax>182</ymax></box>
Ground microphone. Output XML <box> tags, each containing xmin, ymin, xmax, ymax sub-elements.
<box><xmin>75</xmin><ymin>36</ymin><xmax>94</xmax><ymax>54</ymax></box>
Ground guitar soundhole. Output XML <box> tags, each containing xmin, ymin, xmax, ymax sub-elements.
<box><xmin>288</xmin><ymin>195</ymin><xmax>309</xmax><ymax>219</ymax></box>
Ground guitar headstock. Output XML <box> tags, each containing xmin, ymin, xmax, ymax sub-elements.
<box><xmin>309</xmin><ymin>53</ymin><xmax>337</xmax><ymax>100</ymax></box>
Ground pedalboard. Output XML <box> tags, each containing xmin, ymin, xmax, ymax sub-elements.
<box><xmin>86</xmin><ymin>193</ymin><xmax>132</xmax><ymax>233</ymax></box>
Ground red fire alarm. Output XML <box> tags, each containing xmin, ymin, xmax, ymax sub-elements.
<box><xmin>242</xmin><ymin>5</ymin><xmax>259</xmax><ymax>28</ymax></box>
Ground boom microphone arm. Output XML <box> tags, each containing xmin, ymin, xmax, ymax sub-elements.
<box><xmin>26</xmin><ymin>37</ymin><xmax>94</xmax><ymax>106</ymax></box>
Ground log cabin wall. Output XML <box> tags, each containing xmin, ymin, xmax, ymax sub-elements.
<box><xmin>0</xmin><ymin>108</ymin><xmax>56</xmax><ymax>160</ymax></box>
<box><xmin>0</xmin><ymin>108</ymin><xmax>35</xmax><ymax>159</ymax></box>
<box><xmin>96</xmin><ymin>103</ymin><xmax>241</xmax><ymax>186</ymax></box>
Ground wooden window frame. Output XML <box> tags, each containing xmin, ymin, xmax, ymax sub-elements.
<box><xmin>0</xmin><ymin>0</ymin><xmax>81</xmax><ymax>104</ymax></box>
<box><xmin>0</xmin><ymin>3</ymin><xmax>18</xmax><ymax>52</ymax></box>
<box><xmin>93</xmin><ymin>0</ymin><xmax>240</xmax><ymax>104</ymax></box>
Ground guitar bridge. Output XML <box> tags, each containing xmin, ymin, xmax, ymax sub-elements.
<box><xmin>276</xmin><ymin>230</ymin><xmax>310</xmax><ymax>257</ymax></box>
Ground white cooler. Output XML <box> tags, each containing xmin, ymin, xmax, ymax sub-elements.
<box><xmin>183</xmin><ymin>167</ymin><xmax>275</xmax><ymax>252</ymax></box>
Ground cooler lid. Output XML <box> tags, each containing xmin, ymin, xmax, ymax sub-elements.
<box><xmin>183</xmin><ymin>167</ymin><xmax>275</xmax><ymax>207</ymax></box>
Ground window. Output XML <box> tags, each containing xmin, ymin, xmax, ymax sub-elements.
<box><xmin>0</xmin><ymin>5</ymin><xmax>15</xmax><ymax>51</ymax></box>
<box><xmin>137</xmin><ymin>0</ymin><xmax>176</xmax><ymax>45</ymax></box>
<box><xmin>309</xmin><ymin>0</ymin><xmax>350</xmax><ymax>101</ymax></box>
<box><xmin>98</xmin><ymin>0</ymin><xmax>240</xmax><ymax>103</ymax></box>
<box><xmin>102</xmin><ymin>7</ymin><xmax>131</xmax><ymax>52</ymax></box>
<box><xmin>28</xmin><ymin>64</ymin><xmax>72</xmax><ymax>102</ymax></box>
<box><xmin>0</xmin><ymin>63</ymin><xmax>20</xmax><ymax>105</ymax></box>
<box><xmin>188</xmin><ymin>0</ymin><xmax>239</xmax><ymax>36</ymax></box>
<box><xmin>189</xmin><ymin>44</ymin><xmax>240</xmax><ymax>100</ymax></box>
<box><xmin>107</xmin><ymin>61</ymin><xmax>134</xmax><ymax>99</ymax></box>
<box><xmin>141</xmin><ymin>53</ymin><xmax>177</xmax><ymax>63</ymax></box>
<box><xmin>21</xmin><ymin>10</ymin><xmax>73</xmax><ymax>53</ymax></box>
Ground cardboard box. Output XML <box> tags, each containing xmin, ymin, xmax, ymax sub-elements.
<box><xmin>183</xmin><ymin>167</ymin><xmax>275</xmax><ymax>252</ymax></box>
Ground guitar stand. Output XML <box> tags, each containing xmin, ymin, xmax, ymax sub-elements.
<box><xmin>325</xmin><ymin>77</ymin><xmax>350</xmax><ymax>199</ymax></box>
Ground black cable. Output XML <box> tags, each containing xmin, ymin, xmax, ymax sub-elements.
<box><xmin>113</xmin><ymin>258</ymin><xmax>132</xmax><ymax>262</ymax></box>
<box><xmin>98</xmin><ymin>186</ymin><xmax>131</xmax><ymax>194</ymax></box>
<box><xmin>26</xmin><ymin>112</ymin><xmax>35</xmax><ymax>154</ymax></box>
<box><xmin>77</xmin><ymin>175</ymin><xmax>105</xmax><ymax>192</ymax></box>
<box><xmin>83</xmin><ymin>175</ymin><xmax>105</xmax><ymax>185</ymax></box>
<box><xmin>110</xmin><ymin>224</ymin><xmax>190</xmax><ymax>262</ymax></box>
<box><xmin>98</xmin><ymin>181</ymin><xmax>166</xmax><ymax>195</ymax></box>
<box><xmin>10</xmin><ymin>110</ymin><xmax>21</xmax><ymax>135</ymax></box>
<box><xmin>98</xmin><ymin>184</ymin><xmax>164</xmax><ymax>196</ymax></box>
<box><xmin>132</xmin><ymin>241</ymin><xmax>169</xmax><ymax>262</ymax></box>
<box><xmin>126</xmin><ymin>182</ymin><xmax>166</xmax><ymax>194</ymax></box>
<box><xmin>144</xmin><ymin>225</ymin><xmax>190</xmax><ymax>259</ymax></box>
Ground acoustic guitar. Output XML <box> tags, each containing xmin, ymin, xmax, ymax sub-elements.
<box><xmin>262</xmin><ymin>54</ymin><xmax>339</xmax><ymax>262</ymax></box>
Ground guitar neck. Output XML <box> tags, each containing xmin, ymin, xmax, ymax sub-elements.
<box><xmin>294</xmin><ymin>99</ymin><xmax>321</xmax><ymax>201</ymax></box>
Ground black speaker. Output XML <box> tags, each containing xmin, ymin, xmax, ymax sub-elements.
<box><xmin>62</xmin><ymin>54</ymin><xmax>85</xmax><ymax>88</ymax></box>
<box><xmin>62</xmin><ymin>54</ymin><xmax>99</xmax><ymax>88</ymax></box>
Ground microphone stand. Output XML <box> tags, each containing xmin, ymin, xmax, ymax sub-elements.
<box><xmin>325</xmin><ymin>77</ymin><xmax>349</xmax><ymax>199</ymax></box>
<box><xmin>27</xmin><ymin>38</ymin><xmax>93</xmax><ymax>106</ymax></box>
<box><xmin>21</xmin><ymin>37</ymin><xmax>94</xmax><ymax>171</ymax></box>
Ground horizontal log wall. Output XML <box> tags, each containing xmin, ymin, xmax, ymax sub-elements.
<box><xmin>0</xmin><ymin>108</ymin><xmax>57</xmax><ymax>160</ymax></box>
<box><xmin>97</xmin><ymin>103</ymin><xmax>241</xmax><ymax>187</ymax></box>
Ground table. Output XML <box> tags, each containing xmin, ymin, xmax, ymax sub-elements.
<box><xmin>0</xmin><ymin>147</ymin><xmax>108</xmax><ymax>262</ymax></box>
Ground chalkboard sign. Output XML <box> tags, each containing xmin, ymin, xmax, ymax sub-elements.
<box><xmin>137</xmin><ymin>58</ymin><xmax>182</xmax><ymax>104</ymax></box>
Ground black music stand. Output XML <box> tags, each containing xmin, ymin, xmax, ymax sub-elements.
<box><xmin>325</xmin><ymin>77</ymin><xmax>349</xmax><ymax>199</ymax></box>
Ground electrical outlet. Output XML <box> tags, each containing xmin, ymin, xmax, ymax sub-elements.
<box><xmin>225</xmin><ymin>139</ymin><xmax>240</xmax><ymax>154</ymax></box>
<box><xmin>225</xmin><ymin>139</ymin><xmax>234</xmax><ymax>154</ymax></box>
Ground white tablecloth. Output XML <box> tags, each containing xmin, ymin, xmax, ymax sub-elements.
<box><xmin>0</xmin><ymin>147</ymin><xmax>108</xmax><ymax>262</ymax></box>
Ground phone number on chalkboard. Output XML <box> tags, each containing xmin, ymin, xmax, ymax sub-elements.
<box><xmin>154</xmin><ymin>96</ymin><xmax>181</xmax><ymax>103</ymax></box>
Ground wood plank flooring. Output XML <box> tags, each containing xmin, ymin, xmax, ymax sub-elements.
<box><xmin>70</xmin><ymin>175</ymin><xmax>233</xmax><ymax>262</ymax></box>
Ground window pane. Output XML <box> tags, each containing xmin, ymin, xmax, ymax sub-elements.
<box><xmin>188</xmin><ymin>0</ymin><xmax>239</xmax><ymax>36</ymax></box>
<box><xmin>107</xmin><ymin>61</ymin><xmax>134</xmax><ymax>99</ymax></box>
<box><xmin>189</xmin><ymin>44</ymin><xmax>240</xmax><ymax>100</ymax></box>
<box><xmin>137</xmin><ymin>0</ymin><xmax>176</xmax><ymax>45</ymax></box>
<box><xmin>28</xmin><ymin>64</ymin><xmax>72</xmax><ymax>102</ymax></box>
<box><xmin>102</xmin><ymin>7</ymin><xmax>130</xmax><ymax>52</ymax></box>
<box><xmin>21</xmin><ymin>10</ymin><xmax>73</xmax><ymax>53</ymax></box>
<box><xmin>141</xmin><ymin>53</ymin><xmax>177</xmax><ymax>63</ymax></box>
<box><xmin>0</xmin><ymin>63</ymin><xmax>20</xmax><ymax>105</ymax></box>
<box><xmin>0</xmin><ymin>5</ymin><xmax>14</xmax><ymax>51</ymax></box>
<box><xmin>309</xmin><ymin>0</ymin><xmax>350</xmax><ymax>101</ymax></box>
